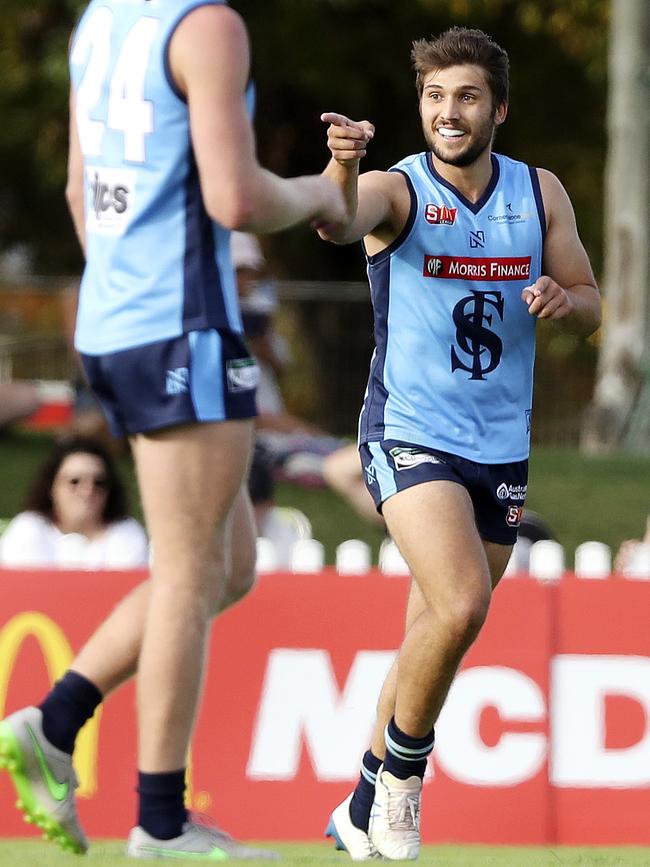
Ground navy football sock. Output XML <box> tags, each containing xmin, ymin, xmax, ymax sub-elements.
<box><xmin>137</xmin><ymin>769</ymin><xmax>188</xmax><ymax>840</ymax></box>
<box><xmin>382</xmin><ymin>717</ymin><xmax>434</xmax><ymax>780</ymax></box>
<box><xmin>348</xmin><ymin>749</ymin><xmax>382</xmax><ymax>832</ymax></box>
<box><xmin>38</xmin><ymin>670</ymin><xmax>103</xmax><ymax>755</ymax></box>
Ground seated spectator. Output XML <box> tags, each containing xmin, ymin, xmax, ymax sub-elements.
<box><xmin>248</xmin><ymin>441</ymin><xmax>312</xmax><ymax>568</ymax></box>
<box><xmin>614</xmin><ymin>514</ymin><xmax>650</xmax><ymax>575</ymax></box>
<box><xmin>0</xmin><ymin>381</ymin><xmax>41</xmax><ymax>429</ymax></box>
<box><xmin>232</xmin><ymin>232</ymin><xmax>347</xmax><ymax>487</ymax></box>
<box><xmin>322</xmin><ymin>442</ymin><xmax>385</xmax><ymax>527</ymax></box>
<box><xmin>0</xmin><ymin>437</ymin><xmax>148</xmax><ymax>569</ymax></box>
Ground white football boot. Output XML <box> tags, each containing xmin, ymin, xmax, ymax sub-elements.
<box><xmin>368</xmin><ymin>766</ymin><xmax>421</xmax><ymax>860</ymax></box>
<box><xmin>325</xmin><ymin>793</ymin><xmax>382</xmax><ymax>860</ymax></box>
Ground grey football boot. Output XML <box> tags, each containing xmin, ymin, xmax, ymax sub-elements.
<box><xmin>0</xmin><ymin>705</ymin><xmax>88</xmax><ymax>854</ymax></box>
<box><xmin>127</xmin><ymin>819</ymin><xmax>280</xmax><ymax>860</ymax></box>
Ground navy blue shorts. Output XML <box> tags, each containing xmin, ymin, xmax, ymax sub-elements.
<box><xmin>80</xmin><ymin>328</ymin><xmax>257</xmax><ymax>438</ymax></box>
<box><xmin>360</xmin><ymin>440</ymin><xmax>528</xmax><ymax>546</ymax></box>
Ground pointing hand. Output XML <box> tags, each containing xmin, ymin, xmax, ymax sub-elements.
<box><xmin>321</xmin><ymin>112</ymin><xmax>375</xmax><ymax>166</ymax></box>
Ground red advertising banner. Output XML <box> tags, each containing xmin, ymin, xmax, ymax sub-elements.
<box><xmin>0</xmin><ymin>569</ymin><xmax>649</xmax><ymax>844</ymax></box>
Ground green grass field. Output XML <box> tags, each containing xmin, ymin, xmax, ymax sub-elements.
<box><xmin>1</xmin><ymin>840</ymin><xmax>650</xmax><ymax>866</ymax></box>
<box><xmin>0</xmin><ymin>430</ymin><xmax>648</xmax><ymax>565</ymax></box>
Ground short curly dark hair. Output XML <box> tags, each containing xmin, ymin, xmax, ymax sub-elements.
<box><xmin>22</xmin><ymin>437</ymin><xmax>129</xmax><ymax>524</ymax></box>
<box><xmin>411</xmin><ymin>27</ymin><xmax>509</xmax><ymax>110</ymax></box>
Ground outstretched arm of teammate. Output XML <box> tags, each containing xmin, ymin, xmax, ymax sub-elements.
<box><xmin>521</xmin><ymin>169</ymin><xmax>601</xmax><ymax>336</ymax></box>
<box><xmin>316</xmin><ymin>112</ymin><xmax>407</xmax><ymax>246</ymax></box>
<box><xmin>169</xmin><ymin>5</ymin><xmax>345</xmax><ymax>232</ymax></box>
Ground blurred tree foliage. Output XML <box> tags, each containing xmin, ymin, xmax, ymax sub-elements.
<box><xmin>1</xmin><ymin>0</ymin><xmax>608</xmax><ymax>277</ymax></box>
<box><xmin>0</xmin><ymin>1</ymin><xmax>84</xmax><ymax>270</ymax></box>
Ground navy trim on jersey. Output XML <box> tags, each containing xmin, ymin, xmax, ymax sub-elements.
<box><xmin>528</xmin><ymin>166</ymin><xmax>547</xmax><ymax>245</ymax></box>
<box><xmin>425</xmin><ymin>152</ymin><xmax>500</xmax><ymax>215</ymax></box>
<box><xmin>182</xmin><ymin>150</ymin><xmax>227</xmax><ymax>330</ymax></box>
<box><xmin>364</xmin><ymin>170</ymin><xmax>418</xmax><ymax>267</ymax></box>
<box><xmin>360</xmin><ymin>256</ymin><xmax>391</xmax><ymax>443</ymax></box>
<box><xmin>163</xmin><ymin>0</ymin><xmax>225</xmax><ymax>102</ymax></box>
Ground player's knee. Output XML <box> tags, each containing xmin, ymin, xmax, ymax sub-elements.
<box><xmin>440</xmin><ymin>584</ymin><xmax>491</xmax><ymax>650</ymax></box>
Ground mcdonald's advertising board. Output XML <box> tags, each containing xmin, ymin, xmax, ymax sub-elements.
<box><xmin>1</xmin><ymin>568</ymin><xmax>650</xmax><ymax>845</ymax></box>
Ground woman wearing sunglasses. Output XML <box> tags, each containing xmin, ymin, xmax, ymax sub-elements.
<box><xmin>0</xmin><ymin>437</ymin><xmax>148</xmax><ymax>569</ymax></box>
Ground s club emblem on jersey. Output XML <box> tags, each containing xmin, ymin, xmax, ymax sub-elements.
<box><xmin>451</xmin><ymin>291</ymin><xmax>504</xmax><ymax>381</ymax></box>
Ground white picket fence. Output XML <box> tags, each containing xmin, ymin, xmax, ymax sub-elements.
<box><xmin>256</xmin><ymin>535</ymin><xmax>650</xmax><ymax>580</ymax></box>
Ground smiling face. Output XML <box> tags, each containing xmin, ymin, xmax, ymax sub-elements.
<box><xmin>51</xmin><ymin>452</ymin><xmax>110</xmax><ymax>535</ymax></box>
<box><xmin>420</xmin><ymin>64</ymin><xmax>507</xmax><ymax>168</ymax></box>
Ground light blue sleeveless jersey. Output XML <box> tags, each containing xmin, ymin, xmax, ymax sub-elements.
<box><xmin>70</xmin><ymin>0</ymin><xmax>251</xmax><ymax>354</ymax></box>
<box><xmin>359</xmin><ymin>152</ymin><xmax>545</xmax><ymax>463</ymax></box>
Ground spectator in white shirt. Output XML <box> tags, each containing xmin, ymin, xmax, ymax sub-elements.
<box><xmin>614</xmin><ymin>514</ymin><xmax>650</xmax><ymax>576</ymax></box>
<box><xmin>0</xmin><ymin>437</ymin><xmax>148</xmax><ymax>569</ymax></box>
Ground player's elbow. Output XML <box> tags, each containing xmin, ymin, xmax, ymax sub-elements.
<box><xmin>562</xmin><ymin>292</ymin><xmax>602</xmax><ymax>338</ymax></box>
<box><xmin>203</xmin><ymin>183</ymin><xmax>257</xmax><ymax>231</ymax></box>
<box><xmin>577</xmin><ymin>287</ymin><xmax>602</xmax><ymax>337</ymax></box>
<box><xmin>317</xmin><ymin>226</ymin><xmax>353</xmax><ymax>246</ymax></box>
<box><xmin>587</xmin><ymin>305</ymin><xmax>602</xmax><ymax>337</ymax></box>
<box><xmin>209</xmin><ymin>200</ymin><xmax>257</xmax><ymax>232</ymax></box>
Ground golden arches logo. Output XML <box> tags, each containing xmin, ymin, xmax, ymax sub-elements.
<box><xmin>0</xmin><ymin>610</ymin><xmax>200</xmax><ymax>808</ymax></box>
<box><xmin>0</xmin><ymin>611</ymin><xmax>102</xmax><ymax>798</ymax></box>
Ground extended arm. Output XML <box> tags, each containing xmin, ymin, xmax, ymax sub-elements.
<box><xmin>316</xmin><ymin>112</ymin><xmax>409</xmax><ymax>248</ymax></box>
<box><xmin>521</xmin><ymin>169</ymin><xmax>601</xmax><ymax>337</ymax></box>
<box><xmin>170</xmin><ymin>6</ymin><xmax>344</xmax><ymax>232</ymax></box>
